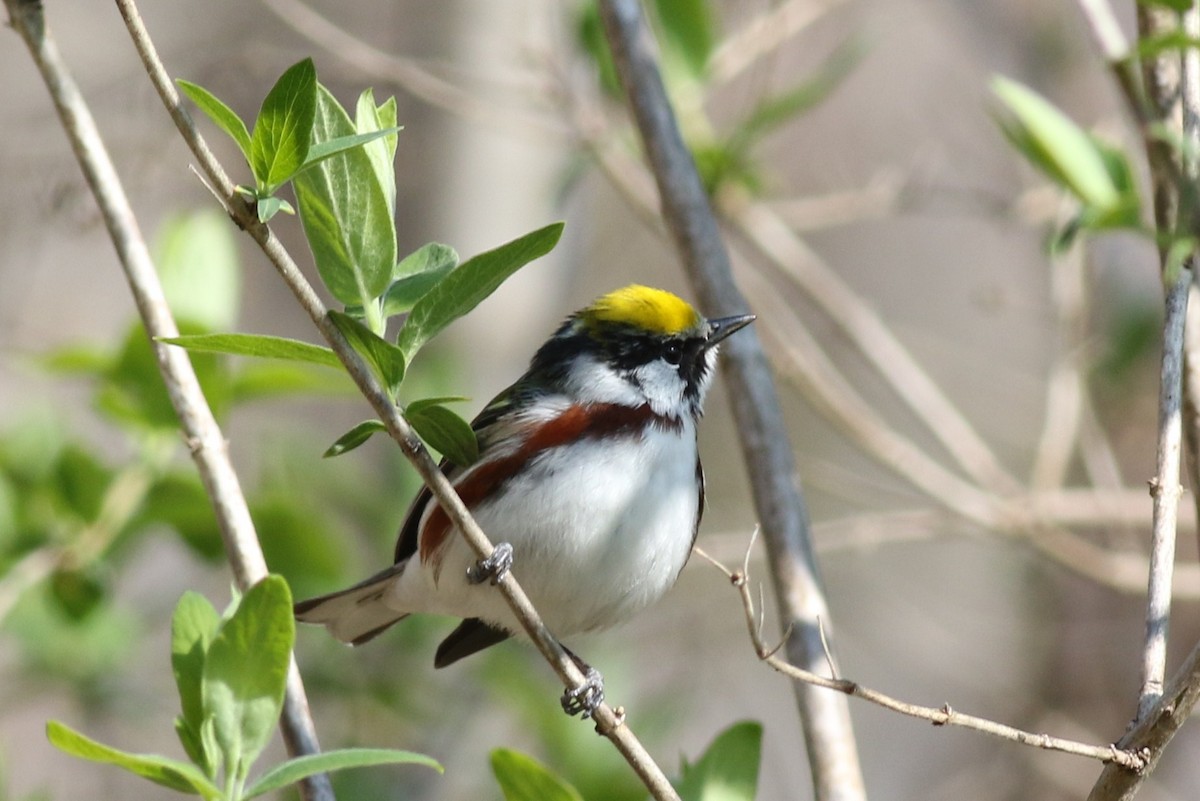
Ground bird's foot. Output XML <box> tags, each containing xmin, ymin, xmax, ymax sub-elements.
<box><xmin>561</xmin><ymin>666</ymin><xmax>605</xmax><ymax>719</ymax></box>
<box><xmin>467</xmin><ymin>542</ymin><xmax>513</xmax><ymax>585</ymax></box>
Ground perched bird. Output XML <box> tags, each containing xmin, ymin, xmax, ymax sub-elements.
<box><xmin>295</xmin><ymin>284</ymin><xmax>754</xmax><ymax>716</ymax></box>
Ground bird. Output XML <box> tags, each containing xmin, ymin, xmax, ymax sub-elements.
<box><xmin>295</xmin><ymin>284</ymin><xmax>754</xmax><ymax>717</ymax></box>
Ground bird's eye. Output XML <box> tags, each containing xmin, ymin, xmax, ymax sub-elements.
<box><xmin>662</xmin><ymin>341</ymin><xmax>684</xmax><ymax>365</ymax></box>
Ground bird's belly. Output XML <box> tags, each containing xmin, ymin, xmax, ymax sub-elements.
<box><xmin>405</xmin><ymin>426</ymin><xmax>700</xmax><ymax>636</ymax></box>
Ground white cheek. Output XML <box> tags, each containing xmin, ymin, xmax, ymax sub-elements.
<box><xmin>564</xmin><ymin>354</ymin><xmax>643</xmax><ymax>406</ymax></box>
<box><xmin>631</xmin><ymin>360</ymin><xmax>686</xmax><ymax>416</ymax></box>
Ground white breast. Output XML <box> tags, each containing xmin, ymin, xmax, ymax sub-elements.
<box><xmin>388</xmin><ymin>420</ymin><xmax>700</xmax><ymax>637</ymax></box>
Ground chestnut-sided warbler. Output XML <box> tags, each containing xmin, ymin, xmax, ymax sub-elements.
<box><xmin>295</xmin><ymin>285</ymin><xmax>754</xmax><ymax>716</ymax></box>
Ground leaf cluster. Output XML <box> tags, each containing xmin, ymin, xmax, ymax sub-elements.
<box><xmin>491</xmin><ymin>721</ymin><xmax>762</xmax><ymax>801</ymax></box>
<box><xmin>48</xmin><ymin>577</ymin><xmax>438</xmax><ymax>800</ymax></box>
<box><xmin>175</xmin><ymin>59</ymin><xmax>564</xmax><ymax>467</ymax></box>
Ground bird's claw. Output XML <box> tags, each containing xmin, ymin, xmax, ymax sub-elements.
<box><xmin>561</xmin><ymin>667</ymin><xmax>605</xmax><ymax>719</ymax></box>
<box><xmin>467</xmin><ymin>542</ymin><xmax>513</xmax><ymax>585</ymax></box>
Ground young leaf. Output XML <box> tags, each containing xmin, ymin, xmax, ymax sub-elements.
<box><xmin>244</xmin><ymin>748</ymin><xmax>442</xmax><ymax>799</ymax></box>
<box><xmin>171</xmin><ymin>592</ymin><xmax>221</xmax><ymax>775</ymax></box>
<box><xmin>992</xmin><ymin>76</ymin><xmax>1119</xmax><ymax>211</ymax></box>
<box><xmin>47</xmin><ymin>720</ymin><xmax>222</xmax><ymax>799</ymax></box>
<box><xmin>491</xmin><ymin>749</ymin><xmax>584</xmax><ymax>801</ymax></box>
<box><xmin>156</xmin><ymin>210</ymin><xmax>241</xmax><ymax>331</ymax></box>
<box><xmin>329</xmin><ymin>310</ymin><xmax>407</xmax><ymax>397</ymax></box>
<box><xmin>397</xmin><ymin>223</ymin><xmax>564</xmax><ymax>364</ymax></box>
<box><xmin>159</xmin><ymin>333</ymin><xmax>342</xmax><ymax>369</ymax></box>
<box><xmin>256</xmin><ymin>195</ymin><xmax>293</xmax><ymax>223</ymax></box>
<box><xmin>324</xmin><ymin>419</ymin><xmax>387</xmax><ymax>458</ymax></box>
<box><xmin>201</xmin><ymin>576</ymin><xmax>295</xmax><ymax>784</ymax></box>
<box><xmin>675</xmin><ymin>721</ymin><xmax>762</xmax><ymax>801</ymax></box>
<box><xmin>355</xmin><ymin>89</ymin><xmax>400</xmax><ymax>218</ymax></box>
<box><xmin>653</xmin><ymin>0</ymin><xmax>714</xmax><ymax>78</ymax></box>
<box><xmin>406</xmin><ymin>401</ymin><xmax>478</xmax><ymax>466</ymax></box>
<box><xmin>293</xmin><ymin>84</ymin><xmax>396</xmax><ymax>310</ymax></box>
<box><xmin>299</xmin><ymin>128</ymin><xmax>403</xmax><ymax>177</ymax></box>
<box><xmin>177</xmin><ymin>79</ymin><xmax>253</xmax><ymax>159</ymax></box>
<box><xmin>378</xmin><ymin>243</ymin><xmax>459</xmax><ymax>318</ymax></box>
<box><xmin>250</xmin><ymin>58</ymin><xmax>317</xmax><ymax>192</ymax></box>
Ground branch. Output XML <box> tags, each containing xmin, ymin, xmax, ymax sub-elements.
<box><xmin>694</xmin><ymin>539</ymin><xmax>1147</xmax><ymax>772</ymax></box>
<box><xmin>594</xmin><ymin>1</ymin><xmax>866</xmax><ymax>798</ymax></box>
<box><xmin>1140</xmin><ymin>263</ymin><xmax>1191</xmax><ymax>718</ymax></box>
<box><xmin>110</xmin><ymin>1</ymin><xmax>679</xmax><ymax>798</ymax></box>
<box><xmin>2</xmin><ymin>1</ymin><xmax>332</xmax><ymax>798</ymax></box>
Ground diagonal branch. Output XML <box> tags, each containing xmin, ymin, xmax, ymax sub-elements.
<box><xmin>2</xmin><ymin>1</ymin><xmax>332</xmax><ymax>798</ymax></box>
<box><xmin>594</xmin><ymin>1</ymin><xmax>866</xmax><ymax>798</ymax></box>
<box><xmin>110</xmin><ymin>1</ymin><xmax>679</xmax><ymax>798</ymax></box>
<box><xmin>695</xmin><ymin>541</ymin><xmax>1147</xmax><ymax>772</ymax></box>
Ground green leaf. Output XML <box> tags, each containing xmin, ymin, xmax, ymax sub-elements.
<box><xmin>675</xmin><ymin>721</ymin><xmax>762</xmax><ymax>801</ymax></box>
<box><xmin>251</xmin><ymin>496</ymin><xmax>348</xmax><ymax>599</ymax></box>
<box><xmin>201</xmin><ymin>576</ymin><xmax>294</xmax><ymax>784</ymax></box>
<box><xmin>46</xmin><ymin>720</ymin><xmax>222</xmax><ymax>799</ymax></box>
<box><xmin>355</xmin><ymin>89</ymin><xmax>400</xmax><ymax>218</ymax></box>
<box><xmin>654</xmin><ymin>0</ymin><xmax>715</xmax><ymax>78</ymax></box>
<box><xmin>490</xmin><ymin>749</ymin><xmax>584</xmax><ymax>801</ymax></box>
<box><xmin>231</xmin><ymin>362</ymin><xmax>356</xmax><ymax>403</ymax></box>
<box><xmin>735</xmin><ymin>40</ymin><xmax>862</xmax><ymax>146</ymax></box>
<box><xmin>244</xmin><ymin>748</ymin><xmax>442</xmax><ymax>799</ymax></box>
<box><xmin>160</xmin><ymin>333</ymin><xmax>342</xmax><ymax>369</ymax></box>
<box><xmin>171</xmin><ymin>592</ymin><xmax>220</xmax><ymax>774</ymax></box>
<box><xmin>406</xmin><ymin>401</ymin><xmax>478</xmax><ymax>466</ymax></box>
<box><xmin>250</xmin><ymin>58</ymin><xmax>317</xmax><ymax>192</ymax></box>
<box><xmin>293</xmin><ymin>84</ymin><xmax>396</xmax><ymax>311</ymax></box>
<box><xmin>394</xmin><ymin>242</ymin><xmax>459</xmax><ymax>281</ymax></box>
<box><xmin>299</xmin><ymin>128</ymin><xmax>403</xmax><ymax>177</ymax></box>
<box><xmin>577</xmin><ymin>4</ymin><xmax>621</xmax><ymax>97</ymax></box>
<box><xmin>256</xmin><ymin>195</ymin><xmax>292</xmax><ymax>223</ymax></box>
<box><xmin>324</xmin><ymin>420</ymin><xmax>387</xmax><ymax>458</ymax></box>
<box><xmin>177</xmin><ymin>79</ymin><xmax>253</xmax><ymax>159</ymax></box>
<box><xmin>1137</xmin><ymin>29</ymin><xmax>1200</xmax><ymax>59</ymax></box>
<box><xmin>329</xmin><ymin>310</ymin><xmax>407</xmax><ymax>397</ymax></box>
<box><xmin>155</xmin><ymin>210</ymin><xmax>241</xmax><ymax>331</ymax></box>
<box><xmin>397</xmin><ymin>223</ymin><xmax>564</xmax><ymax>364</ymax></box>
<box><xmin>375</xmin><ymin>243</ymin><xmax>459</xmax><ymax>318</ymax></box>
<box><xmin>992</xmin><ymin>76</ymin><xmax>1119</xmax><ymax>210</ymax></box>
<box><xmin>1140</xmin><ymin>0</ymin><xmax>1191</xmax><ymax>11</ymax></box>
<box><xmin>101</xmin><ymin>322</ymin><xmax>231</xmax><ymax>429</ymax></box>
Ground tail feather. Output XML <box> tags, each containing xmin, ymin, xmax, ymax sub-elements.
<box><xmin>294</xmin><ymin>563</ymin><xmax>409</xmax><ymax>645</ymax></box>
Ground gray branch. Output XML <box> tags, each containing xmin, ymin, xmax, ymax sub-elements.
<box><xmin>2</xmin><ymin>1</ymin><xmax>332</xmax><ymax>798</ymax></box>
<box><xmin>595</xmin><ymin>1</ymin><xmax>866</xmax><ymax>798</ymax></box>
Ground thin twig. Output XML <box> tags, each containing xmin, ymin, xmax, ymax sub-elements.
<box><xmin>724</xmin><ymin>191</ymin><xmax>1021</xmax><ymax>497</ymax></box>
<box><xmin>708</xmin><ymin>0</ymin><xmax>845</xmax><ymax>86</ymax></box>
<box><xmin>3</xmin><ymin>2</ymin><xmax>333</xmax><ymax>798</ymax></box>
<box><xmin>1140</xmin><ymin>262</ymin><xmax>1191</xmax><ymax>719</ymax></box>
<box><xmin>111</xmin><ymin>2</ymin><xmax>678</xmax><ymax>798</ymax></box>
<box><xmin>595</xmin><ymin>2</ymin><xmax>866</xmax><ymax>798</ymax></box>
<box><xmin>709</xmin><ymin>540</ymin><xmax>1146</xmax><ymax>772</ymax></box>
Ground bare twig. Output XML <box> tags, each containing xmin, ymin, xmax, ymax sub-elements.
<box><xmin>258</xmin><ymin>0</ymin><xmax>557</xmax><ymax>135</ymax></box>
<box><xmin>1031</xmin><ymin>241</ymin><xmax>1088</xmax><ymax>491</ymax></box>
<box><xmin>111</xmin><ymin>2</ymin><xmax>678</xmax><ymax>798</ymax></box>
<box><xmin>595</xmin><ymin>1</ymin><xmax>866</xmax><ymax>798</ymax></box>
<box><xmin>724</xmin><ymin>192</ymin><xmax>1021</xmax><ymax>497</ymax></box>
<box><xmin>1140</xmin><ymin>264</ymin><xmax>1191</xmax><ymax>718</ymax></box>
<box><xmin>708</xmin><ymin>541</ymin><xmax>1146</xmax><ymax>771</ymax></box>
<box><xmin>708</xmin><ymin>0</ymin><xmax>846</xmax><ymax>86</ymax></box>
<box><xmin>3</xmin><ymin>2</ymin><xmax>332</xmax><ymax>798</ymax></box>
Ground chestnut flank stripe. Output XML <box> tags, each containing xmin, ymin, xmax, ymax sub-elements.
<box><xmin>418</xmin><ymin>403</ymin><xmax>681</xmax><ymax>571</ymax></box>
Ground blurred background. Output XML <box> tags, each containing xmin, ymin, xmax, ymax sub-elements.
<box><xmin>0</xmin><ymin>1</ymin><xmax>1191</xmax><ymax>799</ymax></box>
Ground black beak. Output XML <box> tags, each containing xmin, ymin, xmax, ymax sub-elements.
<box><xmin>703</xmin><ymin>313</ymin><xmax>755</xmax><ymax>350</ymax></box>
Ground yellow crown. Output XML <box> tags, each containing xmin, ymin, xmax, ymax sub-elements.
<box><xmin>583</xmin><ymin>285</ymin><xmax>701</xmax><ymax>336</ymax></box>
